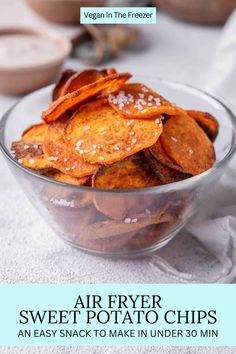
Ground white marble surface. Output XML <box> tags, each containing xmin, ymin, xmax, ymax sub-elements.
<box><xmin>0</xmin><ymin>1</ymin><xmax>235</xmax><ymax>353</ymax></box>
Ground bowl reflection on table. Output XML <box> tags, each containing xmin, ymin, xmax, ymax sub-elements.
<box><xmin>1</xmin><ymin>79</ymin><xmax>236</xmax><ymax>258</ymax></box>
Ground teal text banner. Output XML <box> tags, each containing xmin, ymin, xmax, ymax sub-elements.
<box><xmin>80</xmin><ymin>7</ymin><xmax>157</xmax><ymax>24</ymax></box>
<box><xmin>0</xmin><ymin>284</ymin><xmax>235</xmax><ymax>346</ymax></box>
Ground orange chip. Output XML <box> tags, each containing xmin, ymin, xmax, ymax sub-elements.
<box><xmin>75</xmin><ymin>212</ymin><xmax>175</xmax><ymax>252</ymax></box>
<box><xmin>52</xmin><ymin>69</ymin><xmax>77</xmax><ymax>101</ymax></box>
<box><xmin>62</xmin><ymin>69</ymin><xmax>108</xmax><ymax>96</ymax></box>
<box><xmin>43</xmin><ymin>116</ymin><xmax>100</xmax><ymax>178</ymax></box>
<box><xmin>103</xmin><ymin>67</ymin><xmax>117</xmax><ymax>75</ymax></box>
<box><xmin>21</xmin><ymin>157</ymin><xmax>51</xmax><ymax>171</ymax></box>
<box><xmin>187</xmin><ymin>110</ymin><xmax>219</xmax><ymax>142</ymax></box>
<box><xmin>46</xmin><ymin>204</ymin><xmax>96</xmax><ymax>234</ymax></box>
<box><xmin>11</xmin><ymin>140</ymin><xmax>53</xmax><ymax>171</ymax></box>
<box><xmin>160</xmin><ymin>115</ymin><xmax>215</xmax><ymax>175</ymax></box>
<box><xmin>93</xmin><ymin>192</ymin><xmax>155</xmax><ymax>221</ymax></box>
<box><xmin>13</xmin><ymin>123</ymin><xmax>52</xmax><ymax>171</ymax></box>
<box><xmin>53</xmin><ymin>68</ymin><xmax>118</xmax><ymax>99</ymax></box>
<box><xmin>79</xmin><ymin>206</ymin><xmax>173</xmax><ymax>241</ymax></box>
<box><xmin>41</xmin><ymin>174</ymin><xmax>93</xmax><ymax>216</ymax></box>
<box><xmin>78</xmin><ymin>231</ymin><xmax>136</xmax><ymax>253</ymax></box>
<box><xmin>45</xmin><ymin>170</ymin><xmax>91</xmax><ymax>186</ymax></box>
<box><xmin>42</xmin><ymin>72</ymin><xmax>132</xmax><ymax>123</ymax></box>
<box><xmin>22</xmin><ymin>123</ymin><xmax>48</xmax><ymax>143</ymax></box>
<box><xmin>92</xmin><ymin>152</ymin><xmax>162</xmax><ymax>220</ymax></box>
<box><xmin>126</xmin><ymin>218</ymin><xmax>177</xmax><ymax>250</ymax></box>
<box><xmin>144</xmin><ymin>150</ymin><xmax>190</xmax><ymax>184</ymax></box>
<box><xmin>93</xmin><ymin>152</ymin><xmax>161</xmax><ymax>190</ymax></box>
<box><xmin>149</xmin><ymin>140</ymin><xmax>185</xmax><ymax>173</ymax></box>
<box><xmin>41</xmin><ymin>171</ymin><xmax>93</xmax><ymax>215</ymax></box>
<box><xmin>108</xmin><ymin>83</ymin><xmax>184</xmax><ymax>119</ymax></box>
<box><xmin>66</xmin><ymin>100</ymin><xmax>163</xmax><ymax>165</ymax></box>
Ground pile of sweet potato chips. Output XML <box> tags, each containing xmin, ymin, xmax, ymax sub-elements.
<box><xmin>11</xmin><ymin>67</ymin><xmax>218</xmax><ymax>187</ymax></box>
<box><xmin>11</xmin><ymin>68</ymin><xmax>219</xmax><ymax>253</ymax></box>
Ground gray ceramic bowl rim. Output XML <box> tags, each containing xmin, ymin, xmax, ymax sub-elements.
<box><xmin>1</xmin><ymin>78</ymin><xmax>236</xmax><ymax>195</ymax></box>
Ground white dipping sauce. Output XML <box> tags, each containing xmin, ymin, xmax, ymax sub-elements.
<box><xmin>0</xmin><ymin>34</ymin><xmax>63</xmax><ymax>69</ymax></box>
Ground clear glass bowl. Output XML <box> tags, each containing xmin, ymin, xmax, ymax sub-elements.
<box><xmin>1</xmin><ymin>78</ymin><xmax>236</xmax><ymax>258</ymax></box>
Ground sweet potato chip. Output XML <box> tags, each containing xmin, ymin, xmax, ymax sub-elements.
<box><xmin>53</xmin><ymin>68</ymin><xmax>118</xmax><ymax>101</ymax></box>
<box><xmin>11</xmin><ymin>140</ymin><xmax>52</xmax><ymax>171</ymax></box>
<box><xmin>52</xmin><ymin>69</ymin><xmax>77</xmax><ymax>101</ymax></box>
<box><xmin>22</xmin><ymin>123</ymin><xmax>48</xmax><ymax>143</ymax></box>
<box><xmin>44</xmin><ymin>116</ymin><xmax>100</xmax><ymax>178</ymax></box>
<box><xmin>109</xmin><ymin>83</ymin><xmax>184</xmax><ymax>119</ymax></box>
<box><xmin>45</xmin><ymin>170</ymin><xmax>90</xmax><ymax>186</ymax></box>
<box><xmin>126</xmin><ymin>218</ymin><xmax>177</xmax><ymax>250</ymax></box>
<box><xmin>144</xmin><ymin>150</ymin><xmax>190</xmax><ymax>184</ymax></box>
<box><xmin>160</xmin><ymin>115</ymin><xmax>215</xmax><ymax>175</ymax></box>
<box><xmin>78</xmin><ymin>232</ymin><xmax>136</xmax><ymax>253</ymax></box>
<box><xmin>42</xmin><ymin>180</ymin><xmax>92</xmax><ymax>216</ymax></box>
<box><xmin>187</xmin><ymin>110</ymin><xmax>219</xmax><ymax>142</ymax></box>
<box><xmin>62</xmin><ymin>69</ymin><xmax>108</xmax><ymax>96</ymax></box>
<box><xmin>66</xmin><ymin>100</ymin><xmax>162</xmax><ymax>165</ymax></box>
<box><xmin>11</xmin><ymin>140</ymin><xmax>41</xmax><ymax>159</ymax></box>
<box><xmin>103</xmin><ymin>68</ymin><xmax>117</xmax><ymax>75</ymax></box>
<box><xmin>76</xmin><ymin>216</ymin><xmax>176</xmax><ymax>253</ymax></box>
<box><xmin>79</xmin><ymin>207</ymin><xmax>172</xmax><ymax>241</ymax></box>
<box><xmin>92</xmin><ymin>152</ymin><xmax>162</xmax><ymax>220</ymax></box>
<box><xmin>58</xmin><ymin>207</ymin><xmax>137</xmax><ymax>252</ymax></box>
<box><xmin>42</xmin><ymin>72</ymin><xmax>132</xmax><ymax>123</ymax></box>
<box><xmin>93</xmin><ymin>152</ymin><xmax>161</xmax><ymax>190</ymax></box>
<box><xmin>93</xmin><ymin>193</ymin><xmax>165</xmax><ymax>222</ymax></box>
<box><xmin>50</xmin><ymin>205</ymin><xmax>96</xmax><ymax>236</ymax></box>
<box><xmin>41</xmin><ymin>173</ymin><xmax>93</xmax><ymax>220</ymax></box>
<box><xmin>12</xmin><ymin>123</ymin><xmax>52</xmax><ymax>171</ymax></box>
<box><xmin>149</xmin><ymin>140</ymin><xmax>184</xmax><ymax>173</ymax></box>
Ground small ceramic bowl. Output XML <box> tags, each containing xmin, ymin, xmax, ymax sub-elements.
<box><xmin>155</xmin><ymin>0</ymin><xmax>236</xmax><ymax>25</ymax></box>
<box><xmin>0</xmin><ymin>28</ymin><xmax>71</xmax><ymax>95</ymax></box>
<box><xmin>26</xmin><ymin>0</ymin><xmax>105</xmax><ymax>25</ymax></box>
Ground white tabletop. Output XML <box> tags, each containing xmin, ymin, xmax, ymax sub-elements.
<box><xmin>0</xmin><ymin>1</ymin><xmax>234</xmax><ymax>353</ymax></box>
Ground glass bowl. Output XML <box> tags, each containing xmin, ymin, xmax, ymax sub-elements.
<box><xmin>1</xmin><ymin>78</ymin><xmax>236</xmax><ymax>258</ymax></box>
